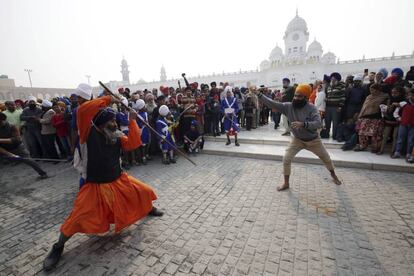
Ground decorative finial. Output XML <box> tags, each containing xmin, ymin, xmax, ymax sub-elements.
<box><xmin>296</xmin><ymin>7</ymin><xmax>298</xmax><ymax>17</ymax></box>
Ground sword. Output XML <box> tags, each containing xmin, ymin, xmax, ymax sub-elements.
<box><xmin>99</xmin><ymin>81</ymin><xmax>197</xmax><ymax>166</ymax></box>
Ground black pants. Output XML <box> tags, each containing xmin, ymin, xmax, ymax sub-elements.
<box><xmin>204</xmin><ymin>115</ymin><xmax>212</xmax><ymax>135</ymax></box>
<box><xmin>24</xmin><ymin>129</ymin><xmax>43</xmax><ymax>158</ymax></box>
<box><xmin>41</xmin><ymin>134</ymin><xmax>59</xmax><ymax>159</ymax></box>
<box><xmin>181</xmin><ymin>117</ymin><xmax>195</xmax><ymax>140</ymax></box>
<box><xmin>1</xmin><ymin>145</ymin><xmax>47</xmax><ymax>176</ymax></box>
<box><xmin>211</xmin><ymin>114</ymin><xmax>220</xmax><ymax>135</ymax></box>
<box><xmin>246</xmin><ymin>116</ymin><xmax>253</xmax><ymax>130</ymax></box>
<box><xmin>261</xmin><ymin>108</ymin><xmax>270</xmax><ymax>125</ymax></box>
<box><xmin>325</xmin><ymin>106</ymin><xmax>342</xmax><ymax>139</ymax></box>
<box><xmin>272</xmin><ymin>112</ymin><xmax>281</xmax><ymax>128</ymax></box>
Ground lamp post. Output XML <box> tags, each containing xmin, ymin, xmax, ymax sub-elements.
<box><xmin>85</xmin><ymin>75</ymin><xmax>91</xmax><ymax>85</ymax></box>
<box><xmin>24</xmin><ymin>69</ymin><xmax>33</xmax><ymax>88</ymax></box>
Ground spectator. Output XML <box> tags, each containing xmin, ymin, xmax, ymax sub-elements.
<box><xmin>39</xmin><ymin>100</ymin><xmax>59</xmax><ymax>159</ymax></box>
<box><xmin>0</xmin><ymin>112</ymin><xmax>48</xmax><ymax>179</ymax></box>
<box><xmin>135</xmin><ymin>99</ymin><xmax>151</xmax><ymax>164</ymax></box>
<box><xmin>3</xmin><ymin>101</ymin><xmax>22</xmax><ymax>129</ymax></box>
<box><xmin>116</xmin><ymin>97</ymin><xmax>133</xmax><ymax>169</ymax></box>
<box><xmin>234</xmin><ymin>87</ymin><xmax>245</xmax><ymax>127</ymax></box>
<box><xmin>183</xmin><ymin>120</ymin><xmax>204</xmax><ymax>154</ymax></box>
<box><xmin>271</xmin><ymin>89</ymin><xmax>282</xmax><ymax>129</ymax></box>
<box><xmin>281</xmin><ymin>78</ymin><xmax>295</xmax><ymax>135</ymax></box>
<box><xmin>392</xmin><ymin>89</ymin><xmax>414</xmax><ymax>161</ymax></box>
<box><xmin>309</xmin><ymin>80</ymin><xmax>321</xmax><ymax>104</ymax></box>
<box><xmin>344</xmin><ymin>74</ymin><xmax>366</xmax><ymax>120</ymax></box>
<box><xmin>20</xmin><ymin>96</ymin><xmax>43</xmax><ymax>158</ymax></box>
<box><xmin>378</xmin><ymin>86</ymin><xmax>405</xmax><ymax>155</ymax></box>
<box><xmin>354</xmin><ymin>84</ymin><xmax>389</xmax><ymax>153</ymax></box>
<box><xmin>51</xmin><ymin>102</ymin><xmax>72</xmax><ymax>159</ymax></box>
<box><xmin>210</xmin><ymin>95</ymin><xmax>221</xmax><ymax>136</ymax></box>
<box><xmin>244</xmin><ymin>95</ymin><xmax>255</xmax><ymax>131</ymax></box>
<box><xmin>325</xmin><ymin>72</ymin><xmax>346</xmax><ymax>140</ymax></box>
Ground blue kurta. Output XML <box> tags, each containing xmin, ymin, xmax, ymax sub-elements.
<box><xmin>156</xmin><ymin>117</ymin><xmax>176</xmax><ymax>152</ymax></box>
<box><xmin>116</xmin><ymin>111</ymin><xmax>129</xmax><ymax>135</ymax></box>
<box><xmin>221</xmin><ymin>96</ymin><xmax>240</xmax><ymax>133</ymax></box>
<box><xmin>137</xmin><ymin>111</ymin><xmax>151</xmax><ymax>145</ymax></box>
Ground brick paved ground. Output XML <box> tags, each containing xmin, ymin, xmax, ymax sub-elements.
<box><xmin>0</xmin><ymin>155</ymin><xmax>413</xmax><ymax>276</ymax></box>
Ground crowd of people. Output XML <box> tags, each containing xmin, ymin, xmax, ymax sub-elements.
<box><xmin>1</xmin><ymin>66</ymin><xmax>414</xmax><ymax>178</ymax></box>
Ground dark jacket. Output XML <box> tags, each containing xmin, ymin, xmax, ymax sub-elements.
<box><xmin>326</xmin><ymin>82</ymin><xmax>346</xmax><ymax>107</ymax></box>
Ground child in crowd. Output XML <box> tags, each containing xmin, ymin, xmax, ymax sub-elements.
<box><xmin>183</xmin><ymin>120</ymin><xmax>204</xmax><ymax>154</ymax></box>
<box><xmin>156</xmin><ymin>105</ymin><xmax>176</xmax><ymax>164</ymax></box>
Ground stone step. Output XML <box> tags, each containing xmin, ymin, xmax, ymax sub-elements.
<box><xmin>202</xmin><ymin>141</ymin><xmax>414</xmax><ymax>173</ymax></box>
<box><xmin>204</xmin><ymin>135</ymin><xmax>344</xmax><ymax>149</ymax></box>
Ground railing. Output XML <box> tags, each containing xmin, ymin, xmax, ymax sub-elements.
<box><xmin>338</xmin><ymin>54</ymin><xmax>414</xmax><ymax>65</ymax></box>
<box><xmin>133</xmin><ymin>53</ymin><xmax>414</xmax><ymax>85</ymax></box>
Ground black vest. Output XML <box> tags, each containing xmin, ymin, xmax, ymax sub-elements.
<box><xmin>86</xmin><ymin>127</ymin><xmax>122</xmax><ymax>183</ymax></box>
<box><xmin>0</xmin><ymin>122</ymin><xmax>20</xmax><ymax>150</ymax></box>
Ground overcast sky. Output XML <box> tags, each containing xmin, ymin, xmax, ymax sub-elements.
<box><xmin>1</xmin><ymin>0</ymin><xmax>413</xmax><ymax>88</ymax></box>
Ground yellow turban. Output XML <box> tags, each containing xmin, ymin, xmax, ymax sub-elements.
<box><xmin>295</xmin><ymin>84</ymin><xmax>312</xmax><ymax>98</ymax></box>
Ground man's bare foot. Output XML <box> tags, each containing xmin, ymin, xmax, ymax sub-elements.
<box><xmin>332</xmin><ymin>177</ymin><xmax>342</xmax><ymax>185</ymax></box>
<box><xmin>329</xmin><ymin>170</ymin><xmax>342</xmax><ymax>185</ymax></box>
<box><xmin>277</xmin><ymin>183</ymin><xmax>290</xmax><ymax>191</ymax></box>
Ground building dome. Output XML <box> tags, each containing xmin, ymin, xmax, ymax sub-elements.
<box><xmin>260</xmin><ymin>60</ymin><xmax>270</xmax><ymax>71</ymax></box>
<box><xmin>269</xmin><ymin>45</ymin><xmax>284</xmax><ymax>61</ymax></box>
<box><xmin>322</xmin><ymin>51</ymin><xmax>336</xmax><ymax>64</ymax></box>
<box><xmin>285</xmin><ymin>9</ymin><xmax>308</xmax><ymax>36</ymax></box>
<box><xmin>308</xmin><ymin>38</ymin><xmax>322</xmax><ymax>53</ymax></box>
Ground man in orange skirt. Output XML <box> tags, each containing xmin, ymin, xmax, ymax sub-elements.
<box><xmin>43</xmin><ymin>94</ymin><xmax>163</xmax><ymax>271</ymax></box>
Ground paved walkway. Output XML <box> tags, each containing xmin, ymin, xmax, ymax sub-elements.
<box><xmin>0</xmin><ymin>154</ymin><xmax>413</xmax><ymax>275</ymax></box>
<box><xmin>203</xmin><ymin>124</ymin><xmax>414</xmax><ymax>173</ymax></box>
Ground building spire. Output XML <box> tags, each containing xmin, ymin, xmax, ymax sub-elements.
<box><xmin>296</xmin><ymin>7</ymin><xmax>298</xmax><ymax>17</ymax></box>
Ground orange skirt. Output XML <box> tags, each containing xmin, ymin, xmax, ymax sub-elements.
<box><xmin>61</xmin><ymin>173</ymin><xmax>157</xmax><ymax>237</ymax></box>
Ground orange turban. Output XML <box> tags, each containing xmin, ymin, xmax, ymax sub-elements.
<box><xmin>295</xmin><ymin>84</ymin><xmax>312</xmax><ymax>98</ymax></box>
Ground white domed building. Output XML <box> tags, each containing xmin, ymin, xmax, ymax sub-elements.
<box><xmin>269</xmin><ymin>45</ymin><xmax>284</xmax><ymax>68</ymax></box>
<box><xmin>307</xmin><ymin>38</ymin><xmax>323</xmax><ymax>63</ymax></box>
<box><xmin>117</xmin><ymin>9</ymin><xmax>414</xmax><ymax>94</ymax></box>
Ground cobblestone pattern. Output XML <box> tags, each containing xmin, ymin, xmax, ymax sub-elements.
<box><xmin>0</xmin><ymin>155</ymin><xmax>413</xmax><ymax>276</ymax></box>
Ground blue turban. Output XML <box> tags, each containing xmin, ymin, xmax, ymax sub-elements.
<box><xmin>323</xmin><ymin>74</ymin><xmax>331</xmax><ymax>83</ymax></box>
<box><xmin>93</xmin><ymin>107</ymin><xmax>116</xmax><ymax>126</ymax></box>
<box><xmin>282</xmin><ymin>78</ymin><xmax>290</xmax><ymax>83</ymax></box>
<box><xmin>391</xmin><ymin>68</ymin><xmax>404</xmax><ymax>78</ymax></box>
<box><xmin>330</xmin><ymin>72</ymin><xmax>342</xmax><ymax>81</ymax></box>
<box><xmin>378</xmin><ymin>68</ymin><xmax>388</xmax><ymax>78</ymax></box>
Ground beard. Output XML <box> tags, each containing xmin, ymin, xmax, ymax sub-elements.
<box><xmin>292</xmin><ymin>99</ymin><xmax>307</xmax><ymax>109</ymax></box>
<box><xmin>102</xmin><ymin>127</ymin><xmax>123</xmax><ymax>144</ymax></box>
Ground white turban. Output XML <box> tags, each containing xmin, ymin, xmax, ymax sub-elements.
<box><xmin>42</xmin><ymin>99</ymin><xmax>52</xmax><ymax>108</ymax></box>
<box><xmin>120</xmin><ymin>96</ymin><xmax>128</xmax><ymax>107</ymax></box>
<box><xmin>134</xmin><ymin>99</ymin><xmax>145</xmax><ymax>110</ymax></box>
<box><xmin>75</xmin><ymin>83</ymin><xmax>92</xmax><ymax>100</ymax></box>
<box><xmin>28</xmin><ymin>96</ymin><xmax>37</xmax><ymax>102</ymax></box>
<box><xmin>353</xmin><ymin>74</ymin><xmax>364</xmax><ymax>81</ymax></box>
<box><xmin>159</xmin><ymin>105</ymin><xmax>170</xmax><ymax>117</ymax></box>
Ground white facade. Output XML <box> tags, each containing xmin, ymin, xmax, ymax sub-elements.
<box><xmin>2</xmin><ymin>10</ymin><xmax>414</xmax><ymax>101</ymax></box>
<box><xmin>125</xmin><ymin>10</ymin><xmax>414</xmax><ymax>91</ymax></box>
